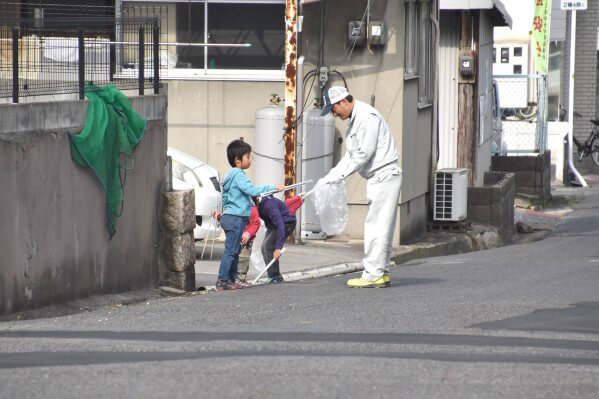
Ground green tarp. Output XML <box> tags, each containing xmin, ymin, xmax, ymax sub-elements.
<box><xmin>69</xmin><ymin>84</ymin><xmax>146</xmax><ymax>239</ymax></box>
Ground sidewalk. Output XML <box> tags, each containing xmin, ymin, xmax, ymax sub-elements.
<box><xmin>194</xmin><ymin>173</ymin><xmax>598</xmax><ymax>290</ymax></box>
<box><xmin>194</xmin><ymin>239</ymin><xmax>365</xmax><ymax>288</ymax></box>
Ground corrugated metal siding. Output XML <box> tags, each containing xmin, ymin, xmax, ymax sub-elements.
<box><xmin>438</xmin><ymin>11</ymin><xmax>459</xmax><ymax>169</ymax></box>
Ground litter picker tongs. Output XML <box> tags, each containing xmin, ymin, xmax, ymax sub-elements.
<box><xmin>259</xmin><ymin>180</ymin><xmax>313</xmax><ymax>198</ymax></box>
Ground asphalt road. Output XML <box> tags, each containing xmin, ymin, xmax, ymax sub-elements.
<box><xmin>1</xmin><ymin>186</ymin><xmax>598</xmax><ymax>398</ymax></box>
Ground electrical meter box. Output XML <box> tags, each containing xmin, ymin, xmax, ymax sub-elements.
<box><xmin>460</xmin><ymin>55</ymin><xmax>474</xmax><ymax>78</ymax></box>
<box><xmin>458</xmin><ymin>50</ymin><xmax>476</xmax><ymax>83</ymax></box>
<box><xmin>348</xmin><ymin>21</ymin><xmax>366</xmax><ymax>47</ymax></box>
<box><xmin>368</xmin><ymin>21</ymin><xmax>386</xmax><ymax>47</ymax></box>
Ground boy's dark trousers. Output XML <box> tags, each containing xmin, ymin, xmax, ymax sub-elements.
<box><xmin>261</xmin><ymin>221</ymin><xmax>296</xmax><ymax>277</ymax></box>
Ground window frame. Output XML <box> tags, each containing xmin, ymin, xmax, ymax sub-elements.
<box><xmin>122</xmin><ymin>0</ymin><xmax>286</xmax><ymax>81</ymax></box>
<box><xmin>404</xmin><ymin>0</ymin><xmax>419</xmax><ymax>80</ymax></box>
<box><xmin>417</xmin><ymin>0</ymin><xmax>433</xmax><ymax>107</ymax></box>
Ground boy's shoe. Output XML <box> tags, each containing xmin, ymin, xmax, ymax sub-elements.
<box><xmin>264</xmin><ymin>275</ymin><xmax>284</xmax><ymax>284</ymax></box>
<box><xmin>216</xmin><ymin>279</ymin><xmax>238</xmax><ymax>290</ymax></box>
<box><xmin>233</xmin><ymin>278</ymin><xmax>252</xmax><ymax>288</ymax></box>
<box><xmin>383</xmin><ymin>274</ymin><xmax>391</xmax><ymax>284</ymax></box>
<box><xmin>346</xmin><ymin>276</ymin><xmax>389</xmax><ymax>288</ymax></box>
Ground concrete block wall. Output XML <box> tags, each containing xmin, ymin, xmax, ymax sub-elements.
<box><xmin>561</xmin><ymin>2</ymin><xmax>598</xmax><ymax>142</ymax></box>
<box><xmin>467</xmin><ymin>172</ymin><xmax>515</xmax><ymax>244</ymax></box>
<box><xmin>491</xmin><ymin>151</ymin><xmax>552</xmax><ymax>204</ymax></box>
<box><xmin>0</xmin><ymin>95</ymin><xmax>167</xmax><ymax>315</ymax></box>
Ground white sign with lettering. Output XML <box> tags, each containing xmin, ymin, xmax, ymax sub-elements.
<box><xmin>561</xmin><ymin>0</ymin><xmax>587</xmax><ymax>10</ymax></box>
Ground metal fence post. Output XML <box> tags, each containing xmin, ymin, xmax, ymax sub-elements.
<box><xmin>153</xmin><ymin>22</ymin><xmax>159</xmax><ymax>94</ymax></box>
<box><xmin>78</xmin><ymin>30</ymin><xmax>85</xmax><ymax>100</ymax></box>
<box><xmin>12</xmin><ymin>28</ymin><xmax>18</xmax><ymax>104</ymax></box>
<box><xmin>138</xmin><ymin>27</ymin><xmax>144</xmax><ymax>96</ymax></box>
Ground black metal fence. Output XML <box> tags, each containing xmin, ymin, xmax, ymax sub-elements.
<box><xmin>0</xmin><ymin>16</ymin><xmax>160</xmax><ymax>102</ymax></box>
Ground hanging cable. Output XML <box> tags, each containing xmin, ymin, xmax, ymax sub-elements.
<box><xmin>330</xmin><ymin>70</ymin><xmax>348</xmax><ymax>89</ymax></box>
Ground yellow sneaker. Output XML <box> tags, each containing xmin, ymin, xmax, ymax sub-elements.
<box><xmin>383</xmin><ymin>274</ymin><xmax>390</xmax><ymax>284</ymax></box>
<box><xmin>346</xmin><ymin>276</ymin><xmax>389</xmax><ymax>288</ymax></box>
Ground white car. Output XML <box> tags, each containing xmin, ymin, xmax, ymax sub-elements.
<box><xmin>167</xmin><ymin>147</ymin><xmax>222</xmax><ymax>240</ymax></box>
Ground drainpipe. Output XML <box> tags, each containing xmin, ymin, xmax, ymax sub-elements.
<box><xmin>566</xmin><ymin>10</ymin><xmax>587</xmax><ymax>187</ymax></box>
<box><xmin>284</xmin><ymin>0</ymin><xmax>298</xmax><ymax>199</ymax></box>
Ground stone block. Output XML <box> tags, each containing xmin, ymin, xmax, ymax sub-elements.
<box><xmin>467</xmin><ymin>205</ymin><xmax>492</xmax><ymax>225</ymax></box>
<box><xmin>17</xmin><ymin>103</ymin><xmax>36</xmax><ymax>132</ymax></box>
<box><xmin>160</xmin><ymin>264</ymin><xmax>195</xmax><ymax>292</ymax></box>
<box><xmin>468</xmin><ymin>187</ymin><xmax>492</xmax><ymax>206</ymax></box>
<box><xmin>514</xmin><ymin>171</ymin><xmax>537</xmax><ymax>188</ymax></box>
<box><xmin>492</xmin><ymin>155</ymin><xmax>537</xmax><ymax>172</ymax></box>
<box><xmin>163</xmin><ymin>189</ymin><xmax>195</xmax><ymax>234</ymax></box>
<box><xmin>164</xmin><ymin>232</ymin><xmax>195</xmax><ymax>272</ymax></box>
<box><xmin>0</xmin><ymin>104</ymin><xmax>19</xmax><ymax>134</ymax></box>
<box><xmin>536</xmin><ymin>150</ymin><xmax>551</xmax><ymax>172</ymax></box>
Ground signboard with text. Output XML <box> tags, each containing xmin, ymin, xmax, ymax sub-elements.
<box><xmin>561</xmin><ymin>1</ymin><xmax>587</xmax><ymax>10</ymax></box>
<box><xmin>533</xmin><ymin>0</ymin><xmax>551</xmax><ymax>74</ymax></box>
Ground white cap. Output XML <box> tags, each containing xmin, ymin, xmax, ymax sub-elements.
<box><xmin>320</xmin><ymin>86</ymin><xmax>349</xmax><ymax>116</ymax></box>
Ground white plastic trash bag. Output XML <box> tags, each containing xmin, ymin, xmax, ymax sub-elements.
<box><xmin>310</xmin><ymin>181</ymin><xmax>348</xmax><ymax>236</ymax></box>
<box><xmin>250</xmin><ymin>219</ymin><xmax>267</xmax><ymax>271</ymax></box>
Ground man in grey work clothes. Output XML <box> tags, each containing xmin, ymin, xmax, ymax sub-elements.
<box><xmin>318</xmin><ymin>86</ymin><xmax>402</xmax><ymax>288</ymax></box>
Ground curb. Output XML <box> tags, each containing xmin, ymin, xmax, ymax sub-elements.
<box><xmin>194</xmin><ymin>229</ymin><xmax>552</xmax><ymax>290</ymax></box>
<box><xmin>282</xmin><ymin>262</ymin><xmax>365</xmax><ymax>282</ymax></box>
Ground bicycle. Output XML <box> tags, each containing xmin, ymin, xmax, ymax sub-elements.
<box><xmin>559</xmin><ymin>106</ymin><xmax>599</xmax><ymax>167</ymax></box>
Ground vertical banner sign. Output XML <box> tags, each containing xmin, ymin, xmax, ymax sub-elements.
<box><xmin>532</xmin><ymin>0</ymin><xmax>551</xmax><ymax>74</ymax></box>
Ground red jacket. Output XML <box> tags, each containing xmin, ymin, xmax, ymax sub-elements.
<box><xmin>243</xmin><ymin>206</ymin><xmax>260</xmax><ymax>239</ymax></box>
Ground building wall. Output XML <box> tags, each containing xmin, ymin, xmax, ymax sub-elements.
<box><xmin>0</xmin><ymin>95</ymin><xmax>167</xmax><ymax>315</ymax></box>
<box><xmin>166</xmin><ymin>80</ymin><xmax>284</xmax><ymax>180</ymax></box>
<box><xmin>165</xmin><ymin>0</ymin><xmax>433</xmax><ymax>244</ymax></box>
<box><xmin>440</xmin><ymin>10</ymin><xmax>497</xmax><ymax>187</ymax></box>
<box><xmin>561</xmin><ymin>2</ymin><xmax>598</xmax><ymax>142</ymax></box>
<box><xmin>301</xmin><ymin>0</ymin><xmax>432</xmax><ymax>244</ymax></box>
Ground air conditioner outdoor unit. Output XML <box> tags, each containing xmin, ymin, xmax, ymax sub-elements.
<box><xmin>433</xmin><ymin>168</ymin><xmax>468</xmax><ymax>221</ymax></box>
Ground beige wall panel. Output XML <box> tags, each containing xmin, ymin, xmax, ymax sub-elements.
<box><xmin>167</xmin><ymin>80</ymin><xmax>283</xmax><ymax>177</ymax></box>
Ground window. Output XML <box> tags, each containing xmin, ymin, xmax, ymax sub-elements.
<box><xmin>404</xmin><ymin>0</ymin><xmax>418</xmax><ymax>78</ymax></box>
<box><xmin>500</xmin><ymin>47</ymin><xmax>509</xmax><ymax>63</ymax></box>
<box><xmin>123</xmin><ymin>1</ymin><xmax>285</xmax><ymax>79</ymax></box>
<box><xmin>418</xmin><ymin>0</ymin><xmax>433</xmax><ymax>105</ymax></box>
<box><xmin>513</xmin><ymin>64</ymin><xmax>522</xmax><ymax>74</ymax></box>
<box><xmin>207</xmin><ymin>3</ymin><xmax>284</xmax><ymax>70</ymax></box>
<box><xmin>175</xmin><ymin>3</ymin><xmax>205</xmax><ymax>69</ymax></box>
<box><xmin>513</xmin><ymin>46</ymin><xmax>522</xmax><ymax>57</ymax></box>
<box><xmin>493</xmin><ymin>47</ymin><xmax>496</xmax><ymax>63</ymax></box>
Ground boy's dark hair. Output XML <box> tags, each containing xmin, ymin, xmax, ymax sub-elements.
<box><xmin>345</xmin><ymin>94</ymin><xmax>354</xmax><ymax>103</ymax></box>
<box><xmin>227</xmin><ymin>139</ymin><xmax>252</xmax><ymax>167</ymax></box>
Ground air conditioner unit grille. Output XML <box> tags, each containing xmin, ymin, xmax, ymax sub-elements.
<box><xmin>433</xmin><ymin>169</ymin><xmax>468</xmax><ymax>221</ymax></box>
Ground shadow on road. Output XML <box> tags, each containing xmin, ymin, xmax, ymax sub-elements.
<box><xmin>471</xmin><ymin>301</ymin><xmax>599</xmax><ymax>335</ymax></box>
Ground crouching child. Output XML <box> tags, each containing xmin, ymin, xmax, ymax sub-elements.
<box><xmin>253</xmin><ymin>195</ymin><xmax>297</xmax><ymax>283</ymax></box>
